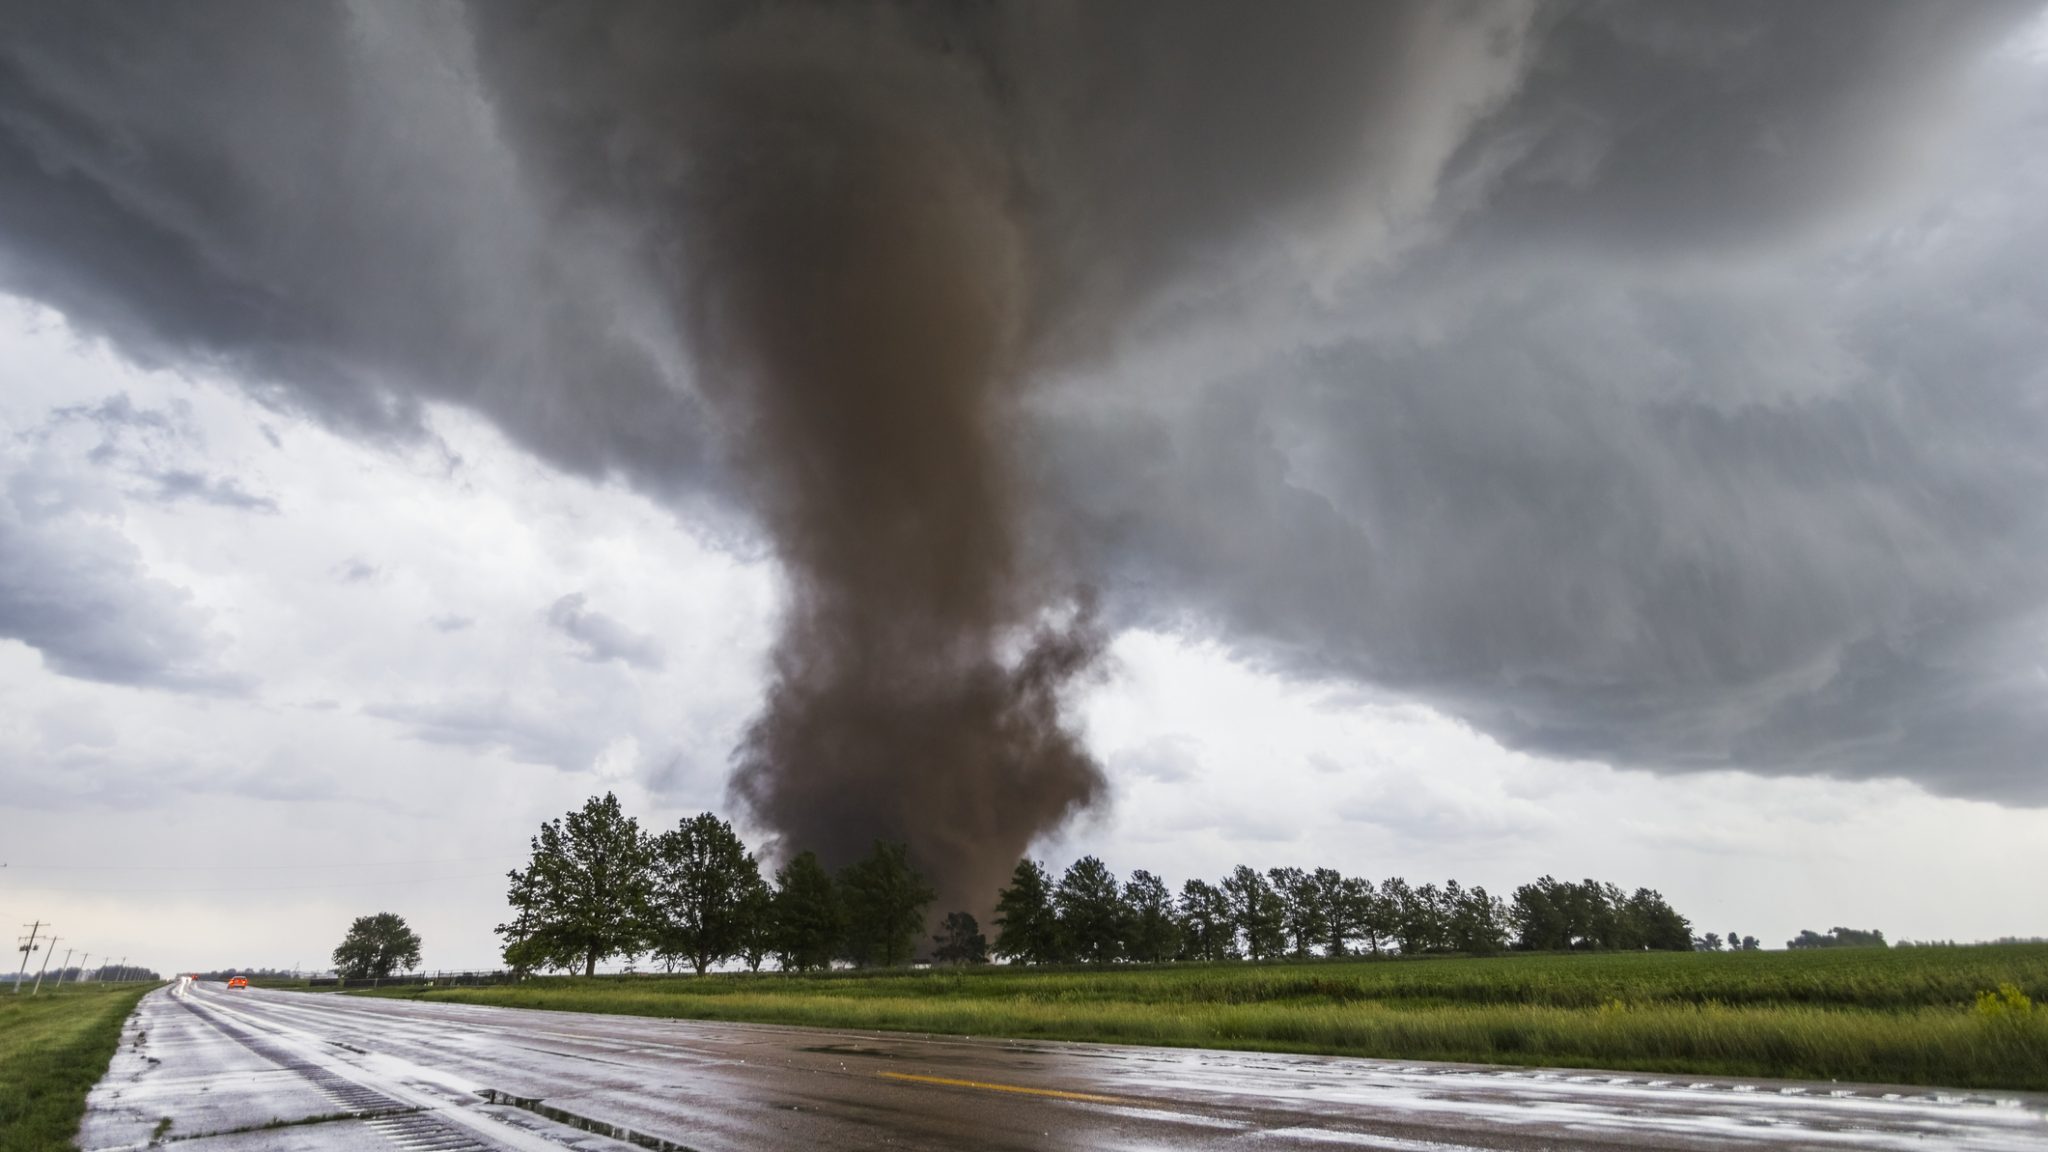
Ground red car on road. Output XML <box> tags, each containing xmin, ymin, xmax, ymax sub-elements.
<box><xmin>226</xmin><ymin>977</ymin><xmax>248</xmax><ymax>989</ymax></box>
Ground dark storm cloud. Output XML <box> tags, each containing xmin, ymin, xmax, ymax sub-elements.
<box><xmin>0</xmin><ymin>2</ymin><xmax>715</xmax><ymax>502</ymax></box>
<box><xmin>1437</xmin><ymin>1</ymin><xmax>2036</xmax><ymax>258</ymax></box>
<box><xmin>2</xmin><ymin>0</ymin><xmax>2046</xmax><ymax>853</ymax></box>
<box><xmin>545</xmin><ymin>593</ymin><xmax>665</xmax><ymax>671</ymax></box>
<box><xmin>1052</xmin><ymin>53</ymin><xmax>2048</xmax><ymax>804</ymax></box>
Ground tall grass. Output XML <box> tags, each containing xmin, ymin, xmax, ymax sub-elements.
<box><xmin>0</xmin><ymin>984</ymin><xmax>153</xmax><ymax>1152</ymax></box>
<box><xmin>368</xmin><ymin>945</ymin><xmax>2048</xmax><ymax>1091</ymax></box>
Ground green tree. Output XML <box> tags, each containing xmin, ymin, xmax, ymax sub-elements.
<box><xmin>500</xmin><ymin>791</ymin><xmax>654</xmax><ymax>976</ymax></box>
<box><xmin>837</xmin><ymin>841</ymin><xmax>935</xmax><ymax>967</ymax></box>
<box><xmin>1511</xmin><ymin>876</ymin><xmax>1694</xmax><ymax>952</ymax></box>
<box><xmin>496</xmin><ymin>863</ymin><xmax>546</xmax><ymax>976</ymax></box>
<box><xmin>1623</xmin><ymin>888</ymin><xmax>1693</xmax><ymax>951</ymax></box>
<box><xmin>770</xmin><ymin>851</ymin><xmax>841</xmax><ymax>972</ymax></box>
<box><xmin>1583</xmin><ymin>881</ymin><xmax>1625</xmax><ymax>949</ymax></box>
<box><xmin>1177</xmin><ymin>878</ymin><xmax>1235</xmax><ymax>962</ymax></box>
<box><xmin>1788</xmin><ymin>926</ymin><xmax>1887</xmax><ymax>949</ymax></box>
<box><xmin>1312</xmin><ymin>868</ymin><xmax>1351</xmax><ymax>957</ymax></box>
<box><xmin>650</xmin><ymin>812</ymin><xmax>761</xmax><ymax>975</ymax></box>
<box><xmin>1121</xmin><ymin>869</ymin><xmax>1182</xmax><ymax>963</ymax></box>
<box><xmin>931</xmin><ymin>912</ymin><xmax>989</xmax><ymax>965</ymax></box>
<box><xmin>1056</xmin><ymin>856</ymin><xmax>1126</xmax><ymax>964</ymax></box>
<box><xmin>1268</xmin><ymin>867</ymin><xmax>1327</xmax><ymax>958</ymax></box>
<box><xmin>1510</xmin><ymin>875</ymin><xmax>1572</xmax><ymax>951</ymax></box>
<box><xmin>737</xmin><ymin>870</ymin><xmax>774</xmax><ymax>972</ymax></box>
<box><xmin>1341</xmin><ymin>876</ymin><xmax>1386</xmax><ymax>956</ymax></box>
<box><xmin>1445</xmin><ymin>881</ymin><xmax>1510</xmax><ymax>954</ymax></box>
<box><xmin>1379</xmin><ymin>877</ymin><xmax>1422</xmax><ymax>953</ymax></box>
<box><xmin>332</xmin><ymin>912</ymin><xmax>422</xmax><ymax>981</ymax></box>
<box><xmin>993</xmin><ymin>859</ymin><xmax>1064</xmax><ymax>964</ymax></box>
<box><xmin>1223</xmin><ymin>865</ymin><xmax>1285</xmax><ymax>960</ymax></box>
<box><xmin>1406</xmin><ymin>882</ymin><xmax>1451</xmax><ymax>952</ymax></box>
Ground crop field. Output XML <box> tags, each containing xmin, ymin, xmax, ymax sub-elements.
<box><xmin>367</xmin><ymin>944</ymin><xmax>2048</xmax><ymax>1091</ymax></box>
<box><xmin>0</xmin><ymin>983</ymin><xmax>153</xmax><ymax>1152</ymax></box>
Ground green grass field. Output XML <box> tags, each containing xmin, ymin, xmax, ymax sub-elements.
<box><xmin>366</xmin><ymin>945</ymin><xmax>2048</xmax><ymax>1091</ymax></box>
<box><xmin>0</xmin><ymin>983</ymin><xmax>154</xmax><ymax>1152</ymax></box>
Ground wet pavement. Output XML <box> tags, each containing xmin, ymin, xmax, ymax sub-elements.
<box><xmin>81</xmin><ymin>980</ymin><xmax>2048</xmax><ymax>1150</ymax></box>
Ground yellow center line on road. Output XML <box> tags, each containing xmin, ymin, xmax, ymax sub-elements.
<box><xmin>877</xmin><ymin>1070</ymin><xmax>1138</xmax><ymax>1106</ymax></box>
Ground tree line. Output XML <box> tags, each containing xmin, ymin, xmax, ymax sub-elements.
<box><xmin>1787</xmin><ymin>926</ymin><xmax>1888</xmax><ymax>949</ymax></box>
<box><xmin>989</xmin><ymin>860</ymin><xmax>1695</xmax><ymax>964</ymax></box>
<box><xmin>495</xmin><ymin>793</ymin><xmax>1698</xmax><ymax>975</ymax></box>
<box><xmin>496</xmin><ymin>794</ymin><xmax>936</xmax><ymax>975</ymax></box>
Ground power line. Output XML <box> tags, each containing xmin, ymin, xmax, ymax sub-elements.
<box><xmin>13</xmin><ymin>921</ymin><xmax>43</xmax><ymax>994</ymax></box>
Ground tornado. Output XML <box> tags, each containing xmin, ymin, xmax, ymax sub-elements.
<box><xmin>583</xmin><ymin>10</ymin><xmax>1112</xmax><ymax>918</ymax></box>
<box><xmin>466</xmin><ymin>1</ymin><xmax>1533</xmax><ymax>917</ymax></box>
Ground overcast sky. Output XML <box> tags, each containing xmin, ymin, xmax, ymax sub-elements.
<box><xmin>4</xmin><ymin>3</ymin><xmax>2048</xmax><ymax>974</ymax></box>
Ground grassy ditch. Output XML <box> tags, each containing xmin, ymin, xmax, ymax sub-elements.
<box><xmin>0</xmin><ymin>983</ymin><xmax>154</xmax><ymax>1152</ymax></box>
<box><xmin>363</xmin><ymin>945</ymin><xmax>2048</xmax><ymax>1091</ymax></box>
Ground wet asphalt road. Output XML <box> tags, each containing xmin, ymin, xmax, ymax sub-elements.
<box><xmin>79</xmin><ymin>980</ymin><xmax>2048</xmax><ymax>1151</ymax></box>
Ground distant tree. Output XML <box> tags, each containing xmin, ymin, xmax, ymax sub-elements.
<box><xmin>1412</xmin><ymin>883</ymin><xmax>1454</xmax><ymax>952</ymax></box>
<box><xmin>993</xmin><ymin>859</ymin><xmax>1064</xmax><ymax>964</ymax></box>
<box><xmin>1177</xmin><ymin>878</ymin><xmax>1236</xmax><ymax>962</ymax></box>
<box><xmin>1312</xmin><ymin>868</ymin><xmax>1352</xmax><ymax>957</ymax></box>
<box><xmin>1347</xmin><ymin>877</ymin><xmax>1392</xmax><ymax>955</ymax></box>
<box><xmin>1378</xmin><ymin>877</ymin><xmax>1414</xmax><ymax>951</ymax></box>
<box><xmin>496</xmin><ymin>863</ymin><xmax>548</xmax><ymax>976</ymax></box>
<box><xmin>332</xmin><ymin>912</ymin><xmax>422</xmax><ymax>981</ymax></box>
<box><xmin>1788</xmin><ymin>927</ymin><xmax>1888</xmax><ymax>950</ymax></box>
<box><xmin>1223</xmin><ymin>866</ymin><xmax>1286</xmax><ymax>961</ymax></box>
<box><xmin>1694</xmin><ymin>932</ymin><xmax>1724</xmax><ymax>951</ymax></box>
<box><xmin>1510</xmin><ymin>876</ymin><xmax>1693</xmax><ymax>952</ymax></box>
<box><xmin>1121</xmin><ymin>870</ymin><xmax>1182</xmax><ymax>963</ymax></box>
<box><xmin>1384</xmin><ymin>877</ymin><xmax>1450</xmax><ymax>953</ymax></box>
<box><xmin>1268</xmin><ymin>867</ymin><xmax>1328</xmax><ymax>958</ymax></box>
<box><xmin>1445</xmin><ymin>882</ymin><xmax>1510</xmax><ymax>954</ymax></box>
<box><xmin>1619</xmin><ymin>888</ymin><xmax>1692</xmax><ymax>951</ymax></box>
<box><xmin>1056</xmin><ymin>856</ymin><xmax>1127</xmax><ymax>964</ymax></box>
<box><xmin>650</xmin><ymin>813</ymin><xmax>761</xmax><ymax>975</ymax></box>
<box><xmin>1510</xmin><ymin>875</ymin><xmax>1572</xmax><ymax>951</ymax></box>
<box><xmin>1583</xmin><ymin>881</ymin><xmax>1626</xmax><ymax>949</ymax></box>
<box><xmin>771</xmin><ymin>851</ymin><xmax>841</xmax><ymax>972</ymax></box>
<box><xmin>500</xmin><ymin>792</ymin><xmax>654</xmax><ymax>976</ymax></box>
<box><xmin>737</xmin><ymin>870</ymin><xmax>774</xmax><ymax>973</ymax></box>
<box><xmin>837</xmin><ymin>841</ymin><xmax>935</xmax><ymax>967</ymax></box>
<box><xmin>1738</xmin><ymin>935</ymin><xmax>1760</xmax><ymax>952</ymax></box>
<box><xmin>931</xmin><ymin>912</ymin><xmax>989</xmax><ymax>965</ymax></box>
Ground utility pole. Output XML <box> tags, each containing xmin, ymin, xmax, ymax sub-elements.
<box><xmin>31</xmin><ymin>935</ymin><xmax>59</xmax><ymax>995</ymax></box>
<box><xmin>55</xmin><ymin>947</ymin><xmax>75</xmax><ymax>989</ymax></box>
<box><xmin>77</xmin><ymin>953</ymin><xmax>91</xmax><ymax>985</ymax></box>
<box><xmin>14</xmin><ymin>921</ymin><xmax>43</xmax><ymax>994</ymax></box>
<box><xmin>115</xmin><ymin>956</ymin><xmax>127</xmax><ymax>982</ymax></box>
